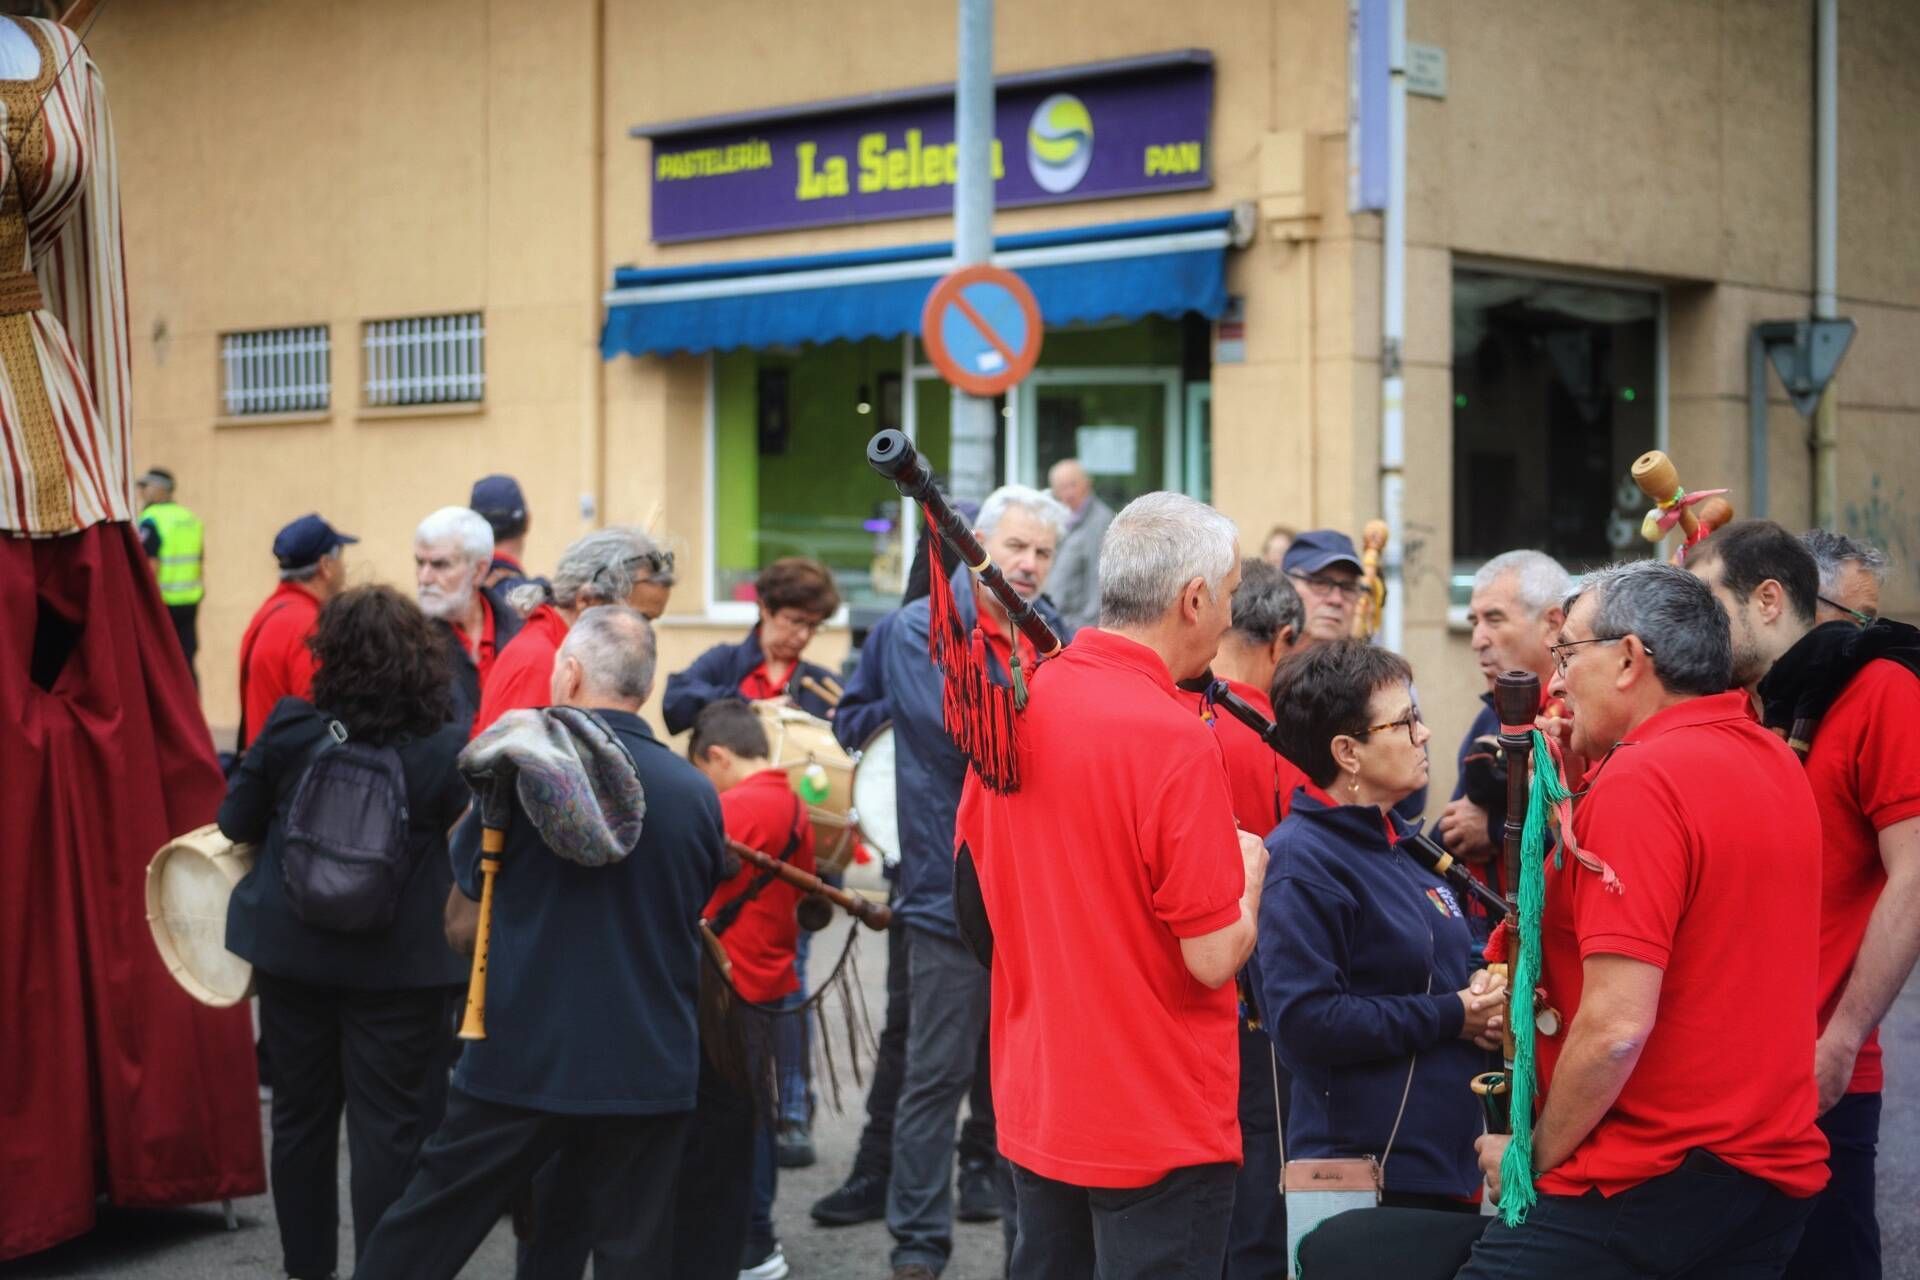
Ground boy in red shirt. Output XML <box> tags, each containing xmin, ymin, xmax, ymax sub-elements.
<box><xmin>1461</xmin><ymin>560</ymin><xmax>1829</xmax><ymax>1278</ymax></box>
<box><xmin>679</xmin><ymin>700</ymin><xmax>815</xmax><ymax>1280</ymax></box>
<box><xmin>1688</xmin><ymin>521</ymin><xmax>1920</xmax><ymax>1279</ymax></box>
<box><xmin>962</xmin><ymin>493</ymin><xmax>1266</xmax><ymax>1279</ymax></box>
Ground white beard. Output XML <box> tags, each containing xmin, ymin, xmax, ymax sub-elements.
<box><xmin>419</xmin><ymin>580</ymin><xmax>476</xmax><ymax>622</ymax></box>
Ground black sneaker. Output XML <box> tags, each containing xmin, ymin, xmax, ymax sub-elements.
<box><xmin>956</xmin><ymin>1158</ymin><xmax>1000</xmax><ymax>1222</ymax></box>
<box><xmin>810</xmin><ymin>1169</ymin><xmax>887</xmax><ymax>1225</ymax></box>
<box><xmin>776</xmin><ymin>1121</ymin><xmax>816</xmax><ymax>1169</ymax></box>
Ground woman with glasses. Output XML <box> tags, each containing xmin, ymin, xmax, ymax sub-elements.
<box><xmin>663</xmin><ymin>556</ymin><xmax>843</xmax><ymax>734</ymax></box>
<box><xmin>1254</xmin><ymin>639</ymin><xmax>1505</xmax><ymax>1210</ymax></box>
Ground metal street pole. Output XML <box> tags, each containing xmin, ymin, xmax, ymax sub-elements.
<box><xmin>949</xmin><ymin>0</ymin><xmax>997</xmax><ymax>504</ymax></box>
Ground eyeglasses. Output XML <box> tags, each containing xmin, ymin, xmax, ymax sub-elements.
<box><xmin>1817</xmin><ymin>594</ymin><xmax>1876</xmax><ymax>626</ymax></box>
<box><xmin>1289</xmin><ymin>572</ymin><xmax>1364</xmax><ymax>600</ymax></box>
<box><xmin>1349</xmin><ymin>706</ymin><xmax>1425</xmax><ymax>747</ymax></box>
<box><xmin>770</xmin><ymin>608</ymin><xmax>825</xmax><ymax>634</ymax></box>
<box><xmin>1549</xmin><ymin>635</ymin><xmax>1653</xmax><ymax>673</ymax></box>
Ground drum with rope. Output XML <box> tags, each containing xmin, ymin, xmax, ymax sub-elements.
<box><xmin>751</xmin><ymin>702</ymin><xmax>858</xmax><ymax>875</ymax></box>
<box><xmin>145</xmin><ymin>824</ymin><xmax>256</xmax><ymax>1007</ymax></box>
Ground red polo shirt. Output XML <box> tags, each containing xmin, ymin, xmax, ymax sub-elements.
<box><xmin>1172</xmin><ymin>679</ymin><xmax>1312</xmax><ymax>837</ymax></box>
<box><xmin>1803</xmin><ymin>658</ymin><xmax>1920</xmax><ymax>1095</ymax></box>
<box><xmin>703</xmin><ymin>768</ymin><xmax>815</xmax><ymax>1004</ymax></box>
<box><xmin>472</xmin><ymin>605</ymin><xmax>571</xmax><ymax>737</ymax></box>
<box><xmin>237</xmin><ymin>581</ymin><xmax>323</xmax><ymax>748</ymax></box>
<box><xmin>1535</xmin><ymin>691</ymin><xmax>1829</xmax><ymax>1200</ymax></box>
<box><xmin>960</xmin><ymin>628</ymin><xmax>1245</xmax><ymax>1187</ymax></box>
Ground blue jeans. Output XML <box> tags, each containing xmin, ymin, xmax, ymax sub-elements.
<box><xmin>778</xmin><ymin>935</ymin><xmax>812</xmax><ymax>1128</ymax></box>
<box><xmin>752</xmin><ymin>989</ymin><xmax>807</xmax><ymax>1246</ymax></box>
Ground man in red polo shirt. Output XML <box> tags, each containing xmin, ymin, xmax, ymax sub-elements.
<box><xmin>1172</xmin><ymin>556</ymin><xmax>1304</xmax><ymax>1280</ymax></box>
<box><xmin>961</xmin><ymin>492</ymin><xmax>1265</xmax><ymax>1279</ymax></box>
<box><xmin>472</xmin><ymin>526</ymin><xmax>676</xmax><ymax>736</ymax></box>
<box><xmin>1461</xmin><ymin>560</ymin><xmax>1829</xmax><ymax>1278</ymax></box>
<box><xmin>1687</xmin><ymin>521</ymin><xmax>1920</xmax><ymax>1280</ymax></box>
<box><xmin>235</xmin><ymin>513</ymin><xmax>354</xmax><ymax>751</ymax></box>
<box><xmin>414</xmin><ymin>505</ymin><xmax>521</xmax><ymax>731</ymax></box>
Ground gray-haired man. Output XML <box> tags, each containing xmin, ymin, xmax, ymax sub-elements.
<box><xmin>415</xmin><ymin>505</ymin><xmax>522</xmax><ymax>729</ymax></box>
<box><xmin>1800</xmin><ymin>528</ymin><xmax>1888</xmax><ymax>626</ymax></box>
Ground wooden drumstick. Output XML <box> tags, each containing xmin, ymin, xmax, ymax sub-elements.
<box><xmin>799</xmin><ymin>674</ymin><xmax>843</xmax><ymax>708</ymax></box>
<box><xmin>1630</xmin><ymin>450</ymin><xmax>1698</xmax><ymax>540</ymax></box>
<box><xmin>457</xmin><ymin>826</ymin><xmax>505</xmax><ymax>1041</ymax></box>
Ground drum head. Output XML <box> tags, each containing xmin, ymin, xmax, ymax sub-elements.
<box><xmin>145</xmin><ymin>824</ymin><xmax>256</xmax><ymax>1007</ymax></box>
<box><xmin>852</xmin><ymin>725</ymin><xmax>900</xmax><ymax>869</ymax></box>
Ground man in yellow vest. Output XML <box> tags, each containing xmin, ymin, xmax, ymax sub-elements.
<box><xmin>137</xmin><ymin>467</ymin><xmax>205</xmax><ymax>684</ymax></box>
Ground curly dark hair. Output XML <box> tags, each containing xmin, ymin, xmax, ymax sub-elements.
<box><xmin>1268</xmin><ymin>639</ymin><xmax>1415</xmax><ymax>788</ymax></box>
<box><xmin>308</xmin><ymin>585</ymin><xmax>453</xmax><ymax>743</ymax></box>
<box><xmin>756</xmin><ymin>556</ymin><xmax>841</xmax><ymax>618</ymax></box>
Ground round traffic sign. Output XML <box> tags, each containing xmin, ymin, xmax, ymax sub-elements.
<box><xmin>920</xmin><ymin>264</ymin><xmax>1044</xmax><ymax>397</ymax></box>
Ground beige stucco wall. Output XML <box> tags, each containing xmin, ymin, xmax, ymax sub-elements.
<box><xmin>93</xmin><ymin>0</ymin><xmax>1919</xmax><ymax>783</ymax></box>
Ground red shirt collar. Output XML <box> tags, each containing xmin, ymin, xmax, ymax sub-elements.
<box><xmin>1069</xmin><ymin>628</ymin><xmax>1180</xmax><ymax>699</ymax></box>
<box><xmin>451</xmin><ymin>595</ymin><xmax>497</xmax><ymax>659</ymax></box>
<box><xmin>1220</xmin><ymin>677</ymin><xmax>1274</xmax><ymax>718</ymax></box>
<box><xmin>1620</xmin><ymin>690</ymin><xmax>1755</xmax><ymax>745</ymax></box>
<box><xmin>739</xmin><ymin>660</ymin><xmax>791</xmax><ymax>701</ymax></box>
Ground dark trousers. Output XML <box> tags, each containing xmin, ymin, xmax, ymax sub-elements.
<box><xmin>669</xmin><ymin>1053</ymin><xmax>760</xmax><ymax>1280</ymax></box>
<box><xmin>355</xmin><ymin>1088</ymin><xmax>691</xmax><ymax>1280</ymax></box>
<box><xmin>1009</xmin><ymin>1160</ymin><xmax>1237</xmax><ymax>1280</ymax></box>
<box><xmin>852</xmin><ymin>897</ymin><xmax>996</xmax><ymax>1180</ymax></box>
<box><xmin>1785</xmin><ymin>1091</ymin><xmax>1882</xmax><ymax>1280</ymax></box>
<box><xmin>1225</xmin><ymin>1022</ymin><xmax>1288</xmax><ymax>1279</ymax></box>
<box><xmin>1457</xmin><ymin>1150</ymin><xmax>1816</xmax><ymax>1279</ymax></box>
<box><xmin>166</xmin><ymin>601</ymin><xmax>198</xmax><ymax>684</ymax></box>
<box><xmin>254</xmin><ymin>974</ymin><xmax>458</xmax><ymax>1280</ymax></box>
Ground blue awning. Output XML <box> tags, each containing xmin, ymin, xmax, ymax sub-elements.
<box><xmin>601</xmin><ymin>211</ymin><xmax>1235</xmax><ymax>359</ymax></box>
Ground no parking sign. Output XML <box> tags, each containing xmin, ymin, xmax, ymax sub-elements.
<box><xmin>920</xmin><ymin>265</ymin><xmax>1044</xmax><ymax>397</ymax></box>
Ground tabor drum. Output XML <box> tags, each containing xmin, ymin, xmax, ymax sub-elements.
<box><xmin>851</xmin><ymin>725</ymin><xmax>900</xmax><ymax>869</ymax></box>
<box><xmin>752</xmin><ymin>703</ymin><xmax>857</xmax><ymax>874</ymax></box>
<box><xmin>145</xmin><ymin>824</ymin><xmax>256</xmax><ymax>1007</ymax></box>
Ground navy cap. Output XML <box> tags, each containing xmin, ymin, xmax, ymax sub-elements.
<box><xmin>470</xmin><ymin>474</ymin><xmax>528</xmax><ymax>538</ymax></box>
<box><xmin>273</xmin><ymin>513</ymin><xmax>358</xmax><ymax>569</ymax></box>
<box><xmin>1281</xmin><ymin>529</ymin><xmax>1363</xmax><ymax>577</ymax></box>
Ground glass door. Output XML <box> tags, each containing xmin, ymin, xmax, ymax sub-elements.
<box><xmin>1015</xmin><ymin>368</ymin><xmax>1184</xmax><ymax>509</ymax></box>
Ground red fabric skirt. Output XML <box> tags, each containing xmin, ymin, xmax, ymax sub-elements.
<box><xmin>0</xmin><ymin>523</ymin><xmax>265</xmax><ymax>1260</ymax></box>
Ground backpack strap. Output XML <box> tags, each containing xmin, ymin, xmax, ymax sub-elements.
<box><xmin>708</xmin><ymin>790</ymin><xmax>808</xmax><ymax>938</ymax></box>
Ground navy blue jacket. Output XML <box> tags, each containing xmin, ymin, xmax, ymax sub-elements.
<box><xmin>1254</xmin><ymin>794</ymin><xmax>1492</xmax><ymax>1197</ymax></box>
<box><xmin>876</xmin><ymin>568</ymin><xmax>1067</xmax><ymax>940</ymax></box>
<box><xmin>662</xmin><ymin>626</ymin><xmax>839</xmax><ymax>735</ymax></box>
<box><xmin>831</xmin><ymin>609</ymin><xmax>898</xmax><ymax>754</ymax></box>
<box><xmin>450</xmin><ymin>709</ymin><xmax>728</xmax><ymax>1115</ymax></box>
<box><xmin>1447</xmin><ymin>692</ymin><xmax>1502</xmax><ymax>855</ymax></box>
<box><xmin>220</xmin><ymin>698</ymin><xmax>471</xmax><ymax>990</ymax></box>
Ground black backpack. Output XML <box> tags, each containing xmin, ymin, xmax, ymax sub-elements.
<box><xmin>280</xmin><ymin>719</ymin><xmax>413</xmax><ymax>932</ymax></box>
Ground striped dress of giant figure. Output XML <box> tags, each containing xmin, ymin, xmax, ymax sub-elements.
<box><xmin>0</xmin><ymin>13</ymin><xmax>264</xmax><ymax>1262</ymax></box>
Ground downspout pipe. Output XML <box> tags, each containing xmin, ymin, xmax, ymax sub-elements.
<box><xmin>1811</xmin><ymin>0</ymin><xmax>1838</xmax><ymax>526</ymax></box>
<box><xmin>1379</xmin><ymin>0</ymin><xmax>1407</xmax><ymax>652</ymax></box>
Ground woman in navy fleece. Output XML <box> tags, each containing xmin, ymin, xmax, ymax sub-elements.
<box><xmin>1255</xmin><ymin>640</ymin><xmax>1505</xmax><ymax>1209</ymax></box>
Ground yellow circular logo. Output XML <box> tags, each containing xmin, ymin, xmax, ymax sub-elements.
<box><xmin>1027</xmin><ymin>93</ymin><xmax>1093</xmax><ymax>194</ymax></box>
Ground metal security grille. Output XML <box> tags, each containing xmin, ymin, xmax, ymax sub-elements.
<box><xmin>220</xmin><ymin>325</ymin><xmax>331</xmax><ymax>415</ymax></box>
<box><xmin>364</xmin><ymin>312</ymin><xmax>486</xmax><ymax>407</ymax></box>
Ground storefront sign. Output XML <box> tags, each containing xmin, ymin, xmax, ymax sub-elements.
<box><xmin>640</xmin><ymin>57</ymin><xmax>1213</xmax><ymax>243</ymax></box>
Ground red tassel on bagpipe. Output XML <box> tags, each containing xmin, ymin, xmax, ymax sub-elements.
<box><xmin>921</xmin><ymin>505</ymin><xmax>1022</xmax><ymax>794</ymax></box>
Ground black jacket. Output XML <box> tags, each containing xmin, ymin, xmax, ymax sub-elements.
<box><xmin>661</xmin><ymin>626</ymin><xmax>839</xmax><ymax>735</ymax></box>
<box><xmin>444</xmin><ymin>584</ymin><xmax>525</xmax><ymax>731</ymax></box>
<box><xmin>449</xmin><ymin>709</ymin><xmax>729</xmax><ymax>1115</ymax></box>
<box><xmin>219</xmin><ymin>698</ymin><xmax>472</xmax><ymax>990</ymax></box>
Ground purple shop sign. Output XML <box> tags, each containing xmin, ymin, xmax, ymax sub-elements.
<box><xmin>636</xmin><ymin>54</ymin><xmax>1214</xmax><ymax>244</ymax></box>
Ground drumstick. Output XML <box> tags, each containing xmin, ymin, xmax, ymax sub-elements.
<box><xmin>457</xmin><ymin>826</ymin><xmax>505</xmax><ymax>1041</ymax></box>
<box><xmin>726</xmin><ymin>837</ymin><xmax>891</xmax><ymax>931</ymax></box>
<box><xmin>799</xmin><ymin>674</ymin><xmax>842</xmax><ymax>708</ymax></box>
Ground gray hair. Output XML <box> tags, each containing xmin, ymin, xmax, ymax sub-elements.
<box><xmin>1474</xmin><ymin>550</ymin><xmax>1572</xmax><ymax>618</ymax></box>
<box><xmin>558</xmin><ymin>604</ymin><xmax>657</xmax><ymax>703</ymax></box>
<box><xmin>279</xmin><ymin>557</ymin><xmax>327</xmax><ymax>584</ymax></box>
<box><xmin>1566</xmin><ymin>560</ymin><xmax>1730</xmax><ymax>697</ymax></box>
<box><xmin>1097</xmin><ymin>493</ymin><xmax>1239</xmax><ymax>628</ymax></box>
<box><xmin>511</xmin><ymin>526</ymin><xmax>669</xmax><ymax>615</ymax></box>
<box><xmin>415</xmin><ymin>506</ymin><xmax>494</xmax><ymax>564</ymax></box>
<box><xmin>976</xmin><ymin>483</ymin><xmax>1070</xmax><ymax>540</ymax></box>
<box><xmin>1799</xmin><ymin>528</ymin><xmax>1890</xmax><ymax>592</ymax></box>
<box><xmin>1230</xmin><ymin>558</ymin><xmax>1303</xmax><ymax>643</ymax></box>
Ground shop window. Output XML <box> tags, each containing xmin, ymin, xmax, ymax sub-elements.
<box><xmin>1451</xmin><ymin>270</ymin><xmax>1659</xmax><ymax>600</ymax></box>
<box><xmin>364</xmin><ymin>312</ymin><xmax>486</xmax><ymax>407</ymax></box>
<box><xmin>220</xmin><ymin>324</ymin><xmax>330</xmax><ymax>416</ymax></box>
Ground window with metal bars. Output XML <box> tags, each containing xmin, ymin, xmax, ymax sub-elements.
<box><xmin>363</xmin><ymin>312</ymin><xmax>486</xmax><ymax>407</ymax></box>
<box><xmin>220</xmin><ymin>325</ymin><xmax>331</xmax><ymax>416</ymax></box>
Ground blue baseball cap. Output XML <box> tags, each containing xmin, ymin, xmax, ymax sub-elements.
<box><xmin>273</xmin><ymin>513</ymin><xmax>358</xmax><ymax>569</ymax></box>
<box><xmin>1281</xmin><ymin>529</ymin><xmax>1363</xmax><ymax>577</ymax></box>
<box><xmin>470</xmin><ymin>474</ymin><xmax>528</xmax><ymax>539</ymax></box>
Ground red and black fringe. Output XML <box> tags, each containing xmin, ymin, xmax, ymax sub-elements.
<box><xmin>922</xmin><ymin>504</ymin><xmax>1024</xmax><ymax>794</ymax></box>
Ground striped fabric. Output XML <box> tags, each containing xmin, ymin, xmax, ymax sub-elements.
<box><xmin>0</xmin><ymin>18</ymin><xmax>132</xmax><ymax>535</ymax></box>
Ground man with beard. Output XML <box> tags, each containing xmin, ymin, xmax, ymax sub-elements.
<box><xmin>878</xmin><ymin>484</ymin><xmax>1069</xmax><ymax>1280</ymax></box>
<box><xmin>1688</xmin><ymin>521</ymin><xmax>1920</xmax><ymax>1280</ymax></box>
<box><xmin>414</xmin><ymin>506</ymin><xmax>522</xmax><ymax>730</ymax></box>
<box><xmin>1459</xmin><ymin>560</ymin><xmax>1829</xmax><ymax>1277</ymax></box>
<box><xmin>1435</xmin><ymin>550</ymin><xmax>1569</xmax><ymax>936</ymax></box>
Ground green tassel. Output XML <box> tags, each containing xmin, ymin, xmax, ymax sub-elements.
<box><xmin>1497</xmin><ymin>729</ymin><xmax>1574</xmax><ymax>1227</ymax></box>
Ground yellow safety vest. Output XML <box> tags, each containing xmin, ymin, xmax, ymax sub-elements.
<box><xmin>142</xmin><ymin>501</ymin><xmax>205</xmax><ymax>606</ymax></box>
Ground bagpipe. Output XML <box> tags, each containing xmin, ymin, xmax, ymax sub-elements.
<box><xmin>1630</xmin><ymin>448</ymin><xmax>1734</xmax><ymax>564</ymax></box>
<box><xmin>1352</xmin><ymin>519</ymin><xmax>1390</xmax><ymax>640</ymax></box>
